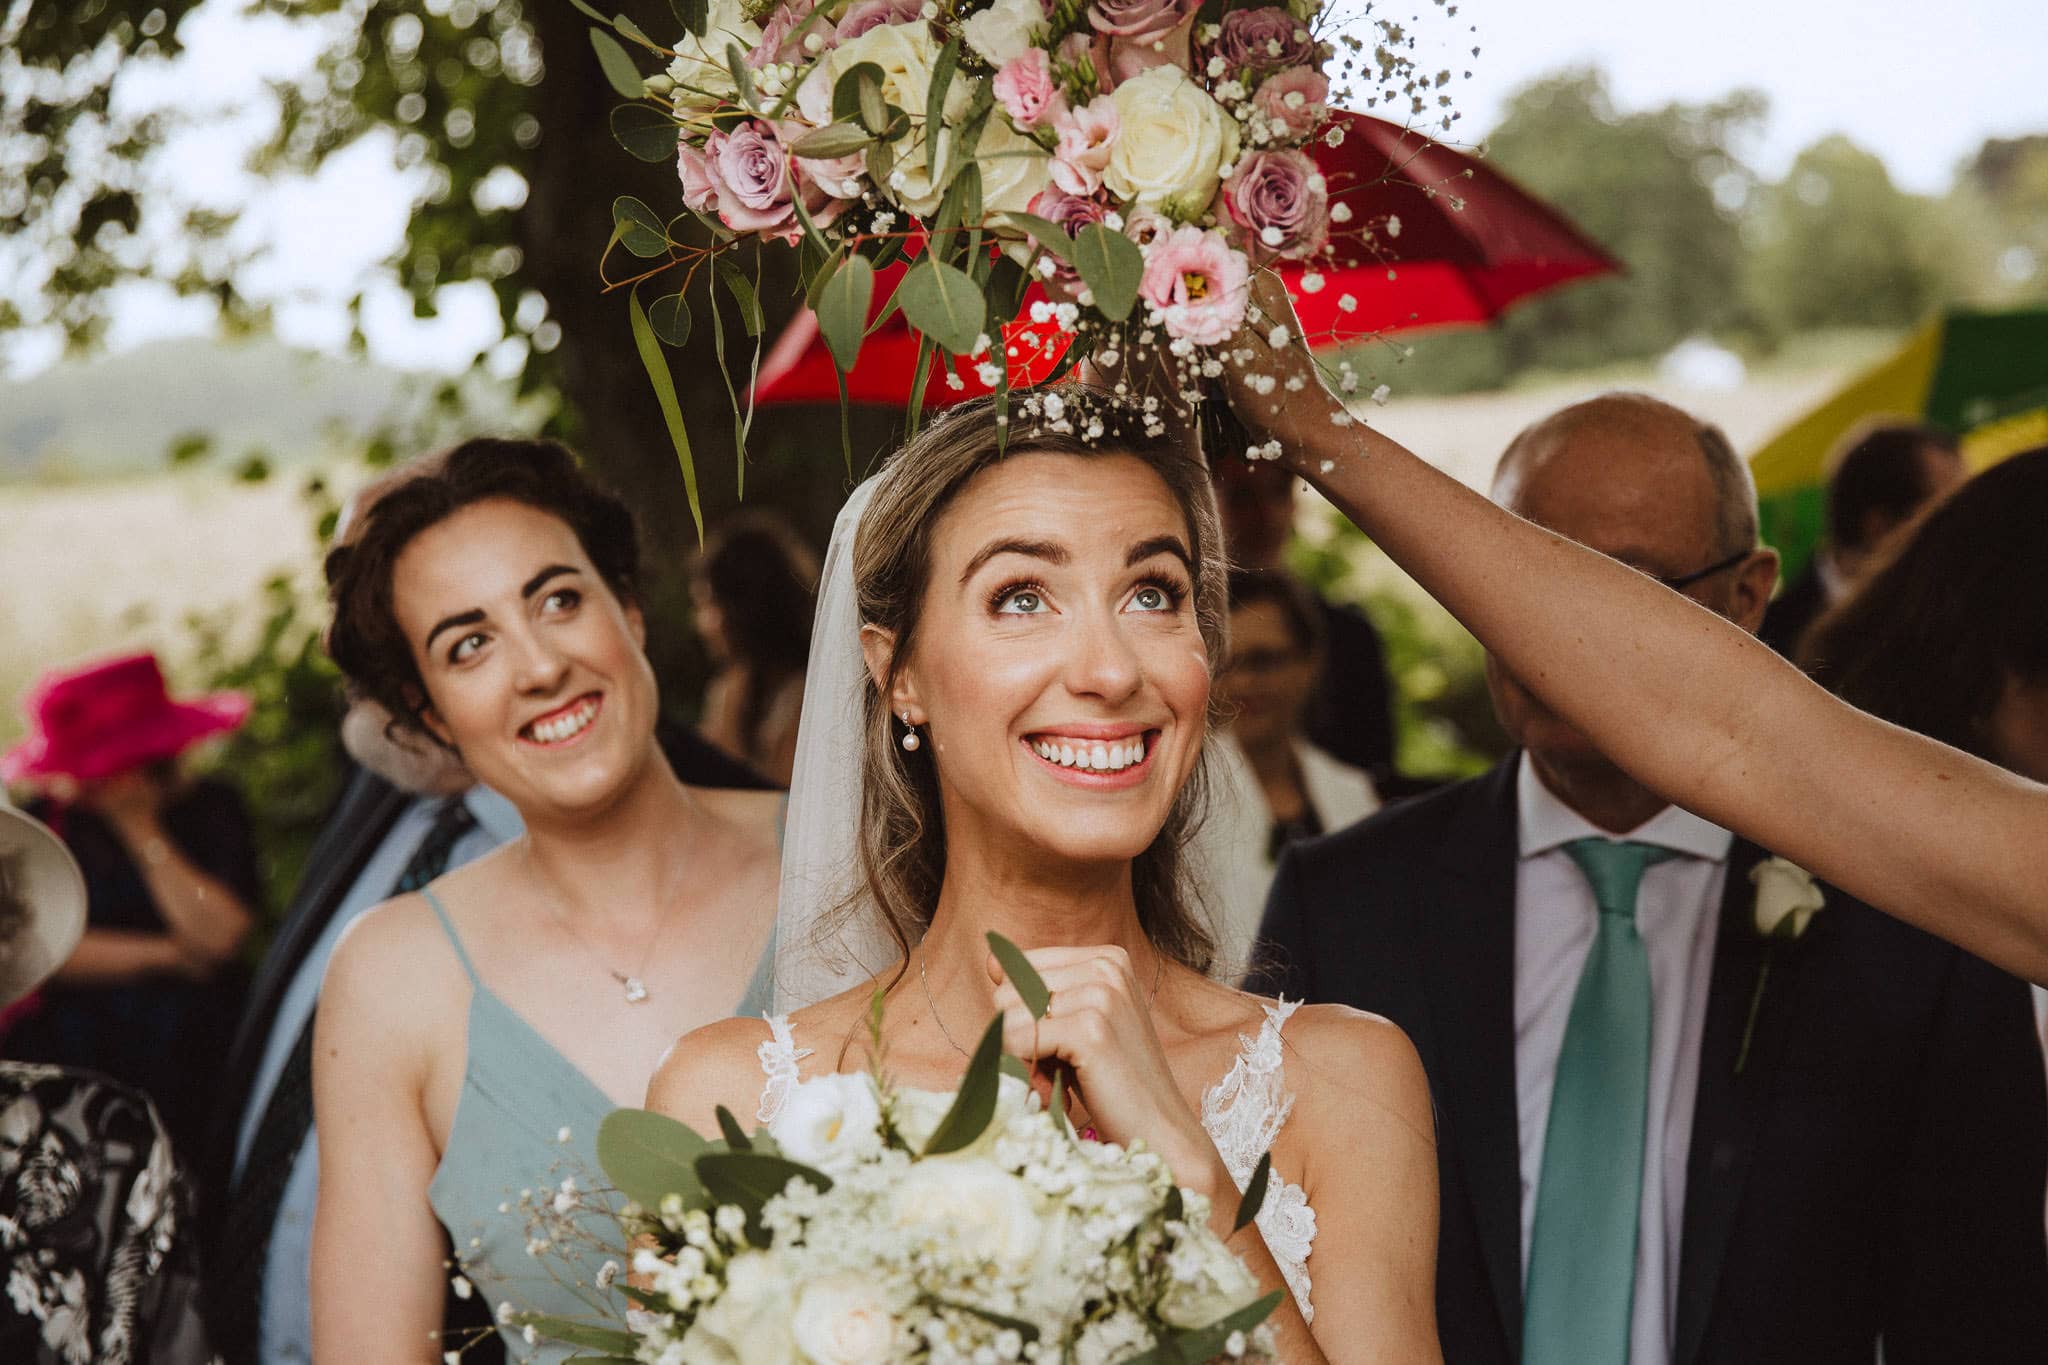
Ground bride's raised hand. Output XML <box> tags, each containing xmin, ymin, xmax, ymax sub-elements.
<box><xmin>987</xmin><ymin>945</ymin><xmax>1233</xmax><ymax>1202</ymax></box>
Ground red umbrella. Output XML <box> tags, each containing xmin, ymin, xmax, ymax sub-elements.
<box><xmin>754</xmin><ymin>109</ymin><xmax>1619</xmax><ymax>407</ymax></box>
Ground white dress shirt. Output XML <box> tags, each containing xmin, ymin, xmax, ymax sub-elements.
<box><xmin>235</xmin><ymin>783</ymin><xmax>523</xmax><ymax>1365</ymax></box>
<box><xmin>1514</xmin><ymin>756</ymin><xmax>1733</xmax><ymax>1365</ymax></box>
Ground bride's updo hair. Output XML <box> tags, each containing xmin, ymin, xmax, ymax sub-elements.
<box><xmin>849</xmin><ymin>391</ymin><xmax>1228</xmax><ymax>976</ymax></box>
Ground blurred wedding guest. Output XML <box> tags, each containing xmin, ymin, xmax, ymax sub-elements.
<box><xmin>1200</xmin><ymin>569</ymin><xmax>1377</xmax><ymax>977</ymax></box>
<box><xmin>2</xmin><ymin>795</ymin><xmax>218</xmax><ymax>1364</ymax></box>
<box><xmin>1206</xmin><ymin>401</ymin><xmax>1397</xmax><ymax>784</ymax></box>
<box><xmin>1759</xmin><ymin>421</ymin><xmax>1964</xmax><ymax>658</ymax></box>
<box><xmin>2</xmin><ymin>653</ymin><xmax>258</xmax><ymax>1158</ymax></box>
<box><xmin>202</xmin><ymin>453</ymin><xmax>775</xmax><ymax>1365</ymax></box>
<box><xmin>690</xmin><ymin>510</ymin><xmax>817</xmax><ymax>785</ymax></box>
<box><xmin>1799</xmin><ymin>443</ymin><xmax>2048</xmax><ymax>1156</ymax></box>
<box><xmin>1255</xmin><ymin>393</ymin><xmax>2048</xmax><ymax>1365</ymax></box>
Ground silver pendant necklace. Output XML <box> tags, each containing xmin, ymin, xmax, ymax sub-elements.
<box><xmin>527</xmin><ymin>846</ymin><xmax>667</xmax><ymax>1004</ymax></box>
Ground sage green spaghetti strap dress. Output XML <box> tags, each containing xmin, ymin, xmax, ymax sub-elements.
<box><xmin>419</xmin><ymin>887</ymin><xmax>775</xmax><ymax>1362</ymax></box>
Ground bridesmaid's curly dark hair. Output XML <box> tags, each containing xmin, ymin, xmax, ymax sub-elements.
<box><xmin>323</xmin><ymin>438</ymin><xmax>640</xmax><ymax>744</ymax></box>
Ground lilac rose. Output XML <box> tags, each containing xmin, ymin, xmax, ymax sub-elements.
<box><xmin>834</xmin><ymin>0</ymin><xmax>924</xmax><ymax>41</ymax></box>
<box><xmin>1024</xmin><ymin>187</ymin><xmax>1109</xmax><ymax>290</ymax></box>
<box><xmin>750</xmin><ymin>0</ymin><xmax>835</xmax><ymax>66</ymax></box>
<box><xmin>706</xmin><ymin>118</ymin><xmax>799</xmax><ymax>239</ymax></box>
<box><xmin>678</xmin><ymin>140</ymin><xmax>721</xmax><ymax>213</ymax></box>
<box><xmin>1085</xmin><ymin>0</ymin><xmax>1199</xmax><ymax>88</ymax></box>
<box><xmin>1222</xmin><ymin>148</ymin><xmax>1329</xmax><ymax>261</ymax></box>
<box><xmin>1209</xmin><ymin>7</ymin><xmax>1315</xmax><ymax>71</ymax></box>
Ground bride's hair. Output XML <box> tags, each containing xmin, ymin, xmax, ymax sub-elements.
<box><xmin>846</xmin><ymin>392</ymin><xmax>1228</xmax><ymax>977</ymax></box>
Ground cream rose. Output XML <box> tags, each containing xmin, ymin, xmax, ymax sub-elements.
<box><xmin>976</xmin><ymin>117</ymin><xmax>1054</xmax><ymax>217</ymax></box>
<box><xmin>961</xmin><ymin>0</ymin><xmax>1045</xmax><ymax>67</ymax></box>
<box><xmin>677</xmin><ymin>1250</ymin><xmax>798</xmax><ymax>1365</ymax></box>
<box><xmin>800</xmin><ymin>20</ymin><xmax>966</xmax><ymax>216</ymax></box>
<box><xmin>767</xmin><ymin>1073</ymin><xmax>882</xmax><ymax>1174</ymax></box>
<box><xmin>1750</xmin><ymin>856</ymin><xmax>1825</xmax><ymax>939</ymax></box>
<box><xmin>1103</xmin><ymin>65</ymin><xmax>1240</xmax><ymax>214</ymax></box>
<box><xmin>790</xmin><ymin>1273</ymin><xmax>897</xmax><ymax>1364</ymax></box>
<box><xmin>666</xmin><ymin>0</ymin><xmax>766</xmax><ymax>111</ymax></box>
<box><xmin>888</xmin><ymin>1155</ymin><xmax>1044</xmax><ymax>1271</ymax></box>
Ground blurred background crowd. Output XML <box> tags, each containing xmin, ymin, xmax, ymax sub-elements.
<box><xmin>3</xmin><ymin>0</ymin><xmax>2047</xmax><ymax>1360</ymax></box>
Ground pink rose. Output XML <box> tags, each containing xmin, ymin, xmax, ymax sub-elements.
<box><xmin>994</xmin><ymin>50</ymin><xmax>1065</xmax><ymax>128</ymax></box>
<box><xmin>750</xmin><ymin>0</ymin><xmax>834</xmax><ymax>66</ymax></box>
<box><xmin>707</xmin><ymin>119</ymin><xmax>798</xmax><ymax>238</ymax></box>
<box><xmin>1250</xmin><ymin>67</ymin><xmax>1328</xmax><ymax>139</ymax></box>
<box><xmin>1139</xmin><ymin>224</ymin><xmax>1249</xmax><ymax>345</ymax></box>
<box><xmin>834</xmin><ymin>0</ymin><xmax>923</xmax><ymax>41</ymax></box>
<box><xmin>1085</xmin><ymin>0</ymin><xmax>1198</xmax><ymax>88</ymax></box>
<box><xmin>1208</xmin><ymin>7</ymin><xmax>1315</xmax><ymax>71</ymax></box>
<box><xmin>1222</xmin><ymin>148</ymin><xmax>1328</xmax><ymax>261</ymax></box>
<box><xmin>1024</xmin><ymin>187</ymin><xmax>1108</xmax><ymax>289</ymax></box>
<box><xmin>1049</xmin><ymin>96</ymin><xmax>1118</xmax><ymax>196</ymax></box>
<box><xmin>678</xmin><ymin>140</ymin><xmax>720</xmax><ymax>213</ymax></box>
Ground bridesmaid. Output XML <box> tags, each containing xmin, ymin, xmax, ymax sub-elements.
<box><xmin>308</xmin><ymin>439</ymin><xmax>782</xmax><ymax>1362</ymax></box>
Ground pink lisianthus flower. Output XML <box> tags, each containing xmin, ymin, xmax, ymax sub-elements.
<box><xmin>834</xmin><ymin>0</ymin><xmax>923</xmax><ymax>41</ymax></box>
<box><xmin>706</xmin><ymin>119</ymin><xmax>799</xmax><ymax>239</ymax></box>
<box><xmin>1222</xmin><ymin>148</ymin><xmax>1329</xmax><ymax>261</ymax></box>
<box><xmin>1250</xmin><ymin>67</ymin><xmax>1329</xmax><ymax>140</ymax></box>
<box><xmin>1024</xmin><ymin>187</ymin><xmax>1108</xmax><ymax>291</ymax></box>
<box><xmin>994</xmin><ymin>49</ymin><xmax>1065</xmax><ymax>128</ymax></box>
<box><xmin>1049</xmin><ymin>96</ymin><xmax>1118</xmax><ymax>196</ymax></box>
<box><xmin>1085</xmin><ymin>0</ymin><xmax>1199</xmax><ymax>88</ymax></box>
<box><xmin>678</xmin><ymin>140</ymin><xmax>721</xmax><ymax>214</ymax></box>
<box><xmin>1139</xmin><ymin>224</ymin><xmax>1250</xmax><ymax>345</ymax></box>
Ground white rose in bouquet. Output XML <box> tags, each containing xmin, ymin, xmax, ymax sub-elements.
<box><xmin>889</xmin><ymin>1072</ymin><xmax>1031</xmax><ymax>1153</ymax></box>
<box><xmin>888</xmin><ymin>1156</ymin><xmax>1044</xmax><ymax>1272</ymax></box>
<box><xmin>801</xmin><ymin>20</ymin><xmax>967</xmax><ymax>216</ymax></box>
<box><xmin>768</xmin><ymin>1073</ymin><xmax>883</xmax><ymax>1175</ymax></box>
<box><xmin>678</xmin><ymin>1250</ymin><xmax>798</xmax><ymax>1365</ymax></box>
<box><xmin>790</xmin><ymin>1272</ymin><xmax>899</xmax><ymax>1364</ymax></box>
<box><xmin>667</xmin><ymin>0</ymin><xmax>766</xmax><ymax>111</ymax></box>
<box><xmin>975</xmin><ymin>118</ymin><xmax>1054</xmax><ymax>217</ymax></box>
<box><xmin>1104</xmin><ymin>65</ymin><xmax>1240</xmax><ymax>214</ymax></box>
<box><xmin>961</xmin><ymin>0</ymin><xmax>1045</xmax><ymax>67</ymax></box>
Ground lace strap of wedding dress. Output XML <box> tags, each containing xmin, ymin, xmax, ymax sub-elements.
<box><xmin>755</xmin><ymin>1014</ymin><xmax>813</xmax><ymax>1125</ymax></box>
<box><xmin>1200</xmin><ymin>997</ymin><xmax>1317</xmax><ymax>1322</ymax></box>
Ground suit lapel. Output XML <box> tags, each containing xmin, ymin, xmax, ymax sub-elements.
<box><xmin>1673</xmin><ymin>839</ymin><xmax>1810</xmax><ymax>1365</ymax></box>
<box><xmin>1421</xmin><ymin>760</ymin><xmax>1525</xmax><ymax>1354</ymax></box>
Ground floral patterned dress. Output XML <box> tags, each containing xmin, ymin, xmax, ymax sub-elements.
<box><xmin>0</xmin><ymin>1062</ymin><xmax>218</xmax><ymax>1365</ymax></box>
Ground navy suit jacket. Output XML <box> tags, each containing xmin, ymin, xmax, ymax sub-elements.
<box><xmin>1252</xmin><ymin>758</ymin><xmax>2048</xmax><ymax>1365</ymax></box>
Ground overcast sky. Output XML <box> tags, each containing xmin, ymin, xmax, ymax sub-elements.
<box><xmin>24</xmin><ymin>0</ymin><xmax>2048</xmax><ymax>376</ymax></box>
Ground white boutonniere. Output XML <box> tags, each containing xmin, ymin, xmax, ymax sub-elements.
<box><xmin>1737</xmin><ymin>858</ymin><xmax>1826</xmax><ymax>1073</ymax></box>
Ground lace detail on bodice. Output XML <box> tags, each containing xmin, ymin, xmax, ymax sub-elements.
<box><xmin>1200</xmin><ymin>997</ymin><xmax>1316</xmax><ymax>1323</ymax></box>
<box><xmin>755</xmin><ymin>1013</ymin><xmax>813</xmax><ymax>1125</ymax></box>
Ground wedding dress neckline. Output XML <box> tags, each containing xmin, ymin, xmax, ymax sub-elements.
<box><xmin>754</xmin><ymin>997</ymin><xmax>1317</xmax><ymax>1322</ymax></box>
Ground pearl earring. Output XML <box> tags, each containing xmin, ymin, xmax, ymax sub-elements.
<box><xmin>899</xmin><ymin>712</ymin><xmax>921</xmax><ymax>752</ymax></box>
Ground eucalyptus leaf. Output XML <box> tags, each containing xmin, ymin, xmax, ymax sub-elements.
<box><xmin>832</xmin><ymin>63</ymin><xmax>885</xmax><ymax>123</ymax></box>
<box><xmin>1121</xmin><ymin>1291</ymin><xmax>1284</xmax><ymax>1365</ymax></box>
<box><xmin>933</xmin><ymin>164</ymin><xmax>982</xmax><ymax>263</ymax></box>
<box><xmin>512</xmin><ymin>1317</ymin><xmax>640</xmax><ymax>1355</ymax></box>
<box><xmin>567</xmin><ymin>0</ymin><xmax>610</xmax><ymax>24</ymax></box>
<box><xmin>926</xmin><ymin>1297</ymin><xmax>1041</xmax><ymax>1343</ymax></box>
<box><xmin>612</xmin><ymin>12</ymin><xmax>652</xmax><ymax>45</ymax></box>
<box><xmin>1049</xmin><ymin>1065</ymin><xmax>1071</xmax><ymax>1139</ymax></box>
<box><xmin>926</xmin><ymin>37</ymin><xmax>959</xmax><ymax>167</ymax></box>
<box><xmin>668</xmin><ymin>0</ymin><xmax>709</xmax><ymax>37</ymax></box>
<box><xmin>789</xmin><ymin>122</ymin><xmax>875</xmax><ymax>159</ymax></box>
<box><xmin>816</xmin><ymin>253</ymin><xmax>875</xmax><ymax>372</ymax></box>
<box><xmin>999</xmin><ymin>211</ymin><xmax>1077</xmax><ymax>263</ymax></box>
<box><xmin>611</xmin><ymin>104</ymin><xmax>680</xmax><ymax>162</ymax></box>
<box><xmin>714</xmin><ymin>257</ymin><xmax>765</xmax><ymax>336</ymax></box>
<box><xmin>903</xmin><ymin>331</ymin><xmax>937</xmax><ymax>437</ymax></box>
<box><xmin>922</xmin><ymin>1015</ymin><xmax>1004</xmax><ymax>1155</ymax></box>
<box><xmin>1234</xmin><ymin>1151</ymin><xmax>1271</xmax><ymax>1233</ymax></box>
<box><xmin>596</xmin><ymin>1106</ymin><xmax>709</xmax><ymax>1211</ymax></box>
<box><xmin>588</xmin><ymin>28</ymin><xmax>645</xmax><ymax>100</ymax></box>
<box><xmin>627</xmin><ymin>289</ymin><xmax>703</xmax><ymax>539</ymax></box>
<box><xmin>696</xmin><ymin>1151</ymin><xmax>833</xmax><ymax>1239</ymax></box>
<box><xmin>804</xmin><ymin>244</ymin><xmax>847</xmax><ymax>310</ymax></box>
<box><xmin>986</xmin><ymin>932</ymin><xmax>1049</xmax><ymax>1019</ymax></box>
<box><xmin>611</xmin><ymin>196</ymin><xmax>669</xmax><ymax>257</ymax></box>
<box><xmin>897</xmin><ymin>256</ymin><xmax>985</xmax><ymax>357</ymax></box>
<box><xmin>648</xmin><ymin>292</ymin><xmax>691</xmax><ymax>346</ymax></box>
<box><xmin>714</xmin><ymin>1105</ymin><xmax>753</xmax><ymax>1151</ymax></box>
<box><xmin>998</xmin><ymin>1054</ymin><xmax>1030</xmax><ymax>1083</ymax></box>
<box><xmin>725</xmin><ymin>41</ymin><xmax>757</xmax><ymax>109</ymax></box>
<box><xmin>857</xmin><ymin>68</ymin><xmax>889</xmax><ymax>135</ymax></box>
<box><xmin>1074</xmin><ymin>223</ymin><xmax>1143</xmax><ymax>321</ymax></box>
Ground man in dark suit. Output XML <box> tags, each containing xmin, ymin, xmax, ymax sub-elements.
<box><xmin>1254</xmin><ymin>393</ymin><xmax>2048</xmax><ymax>1365</ymax></box>
<box><xmin>201</xmin><ymin>706</ymin><xmax>770</xmax><ymax>1364</ymax></box>
<box><xmin>1759</xmin><ymin>422</ymin><xmax>1963</xmax><ymax>660</ymax></box>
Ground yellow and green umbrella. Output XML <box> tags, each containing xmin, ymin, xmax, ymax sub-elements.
<box><xmin>1750</xmin><ymin>308</ymin><xmax>2048</xmax><ymax>579</ymax></box>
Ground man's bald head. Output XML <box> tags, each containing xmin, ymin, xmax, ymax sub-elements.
<box><xmin>1492</xmin><ymin>392</ymin><xmax>1757</xmax><ymax>560</ymax></box>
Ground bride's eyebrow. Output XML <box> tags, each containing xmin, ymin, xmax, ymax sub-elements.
<box><xmin>1126</xmin><ymin>535</ymin><xmax>1192</xmax><ymax>571</ymax></box>
<box><xmin>958</xmin><ymin>537</ymin><xmax>1069</xmax><ymax>584</ymax></box>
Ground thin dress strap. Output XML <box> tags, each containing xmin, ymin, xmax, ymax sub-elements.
<box><xmin>755</xmin><ymin>1015</ymin><xmax>813</xmax><ymax>1125</ymax></box>
<box><xmin>420</xmin><ymin>886</ymin><xmax>483</xmax><ymax>988</ymax></box>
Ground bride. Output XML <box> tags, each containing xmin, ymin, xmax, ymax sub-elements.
<box><xmin>648</xmin><ymin>395</ymin><xmax>1442</xmax><ymax>1360</ymax></box>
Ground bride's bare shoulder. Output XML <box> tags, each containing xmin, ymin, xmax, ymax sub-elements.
<box><xmin>1269</xmin><ymin>998</ymin><xmax>1434</xmax><ymax>1148</ymax></box>
<box><xmin>644</xmin><ymin>979</ymin><xmax>890</xmax><ymax>1130</ymax></box>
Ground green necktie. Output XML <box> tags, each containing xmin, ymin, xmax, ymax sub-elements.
<box><xmin>1522</xmin><ymin>837</ymin><xmax>1677</xmax><ymax>1365</ymax></box>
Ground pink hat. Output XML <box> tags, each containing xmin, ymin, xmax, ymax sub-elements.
<box><xmin>2</xmin><ymin>653</ymin><xmax>251</xmax><ymax>784</ymax></box>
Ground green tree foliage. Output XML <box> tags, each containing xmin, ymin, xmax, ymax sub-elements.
<box><xmin>1952</xmin><ymin>134</ymin><xmax>2048</xmax><ymax>303</ymax></box>
<box><xmin>1741</xmin><ymin>135</ymin><xmax>1959</xmax><ymax>335</ymax></box>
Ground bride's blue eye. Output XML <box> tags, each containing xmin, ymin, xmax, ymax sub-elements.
<box><xmin>994</xmin><ymin>585</ymin><xmax>1048</xmax><ymax>615</ymax></box>
<box><xmin>1127</xmin><ymin>579</ymin><xmax>1186</xmax><ymax>613</ymax></box>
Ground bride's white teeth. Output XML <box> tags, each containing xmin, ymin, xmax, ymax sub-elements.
<box><xmin>1059</xmin><ymin>743</ymin><xmax>1075</xmax><ymax>766</ymax></box>
<box><xmin>1030</xmin><ymin>734</ymin><xmax>1150</xmax><ymax>770</ymax></box>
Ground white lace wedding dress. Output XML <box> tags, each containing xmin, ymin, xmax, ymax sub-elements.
<box><xmin>754</xmin><ymin>997</ymin><xmax>1318</xmax><ymax>1321</ymax></box>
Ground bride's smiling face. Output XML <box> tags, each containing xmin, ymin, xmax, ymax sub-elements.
<box><xmin>876</xmin><ymin>451</ymin><xmax>1212</xmax><ymax>867</ymax></box>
